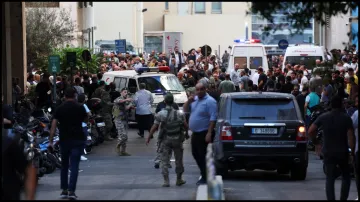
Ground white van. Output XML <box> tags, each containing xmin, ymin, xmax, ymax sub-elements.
<box><xmin>227</xmin><ymin>39</ymin><xmax>269</xmax><ymax>81</ymax></box>
<box><xmin>102</xmin><ymin>67</ymin><xmax>187</xmax><ymax>122</ymax></box>
<box><xmin>282</xmin><ymin>45</ymin><xmax>330</xmax><ymax>72</ymax></box>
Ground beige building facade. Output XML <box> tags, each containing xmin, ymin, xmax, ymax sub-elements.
<box><xmin>144</xmin><ymin>2</ymin><xmax>252</xmax><ymax>55</ymax></box>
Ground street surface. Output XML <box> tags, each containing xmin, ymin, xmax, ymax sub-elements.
<box><xmin>29</xmin><ymin>126</ymin><xmax>358</xmax><ymax>200</ymax></box>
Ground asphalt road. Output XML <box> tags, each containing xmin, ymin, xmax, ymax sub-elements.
<box><xmin>30</xmin><ymin>127</ymin><xmax>358</xmax><ymax>200</ymax></box>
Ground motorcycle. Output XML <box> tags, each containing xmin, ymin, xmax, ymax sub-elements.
<box><xmin>37</xmin><ymin>136</ymin><xmax>60</xmax><ymax>173</ymax></box>
<box><xmin>85</xmin><ymin>127</ymin><xmax>93</xmax><ymax>153</ymax></box>
<box><xmin>87</xmin><ymin>98</ymin><xmax>106</xmax><ymax>145</ymax></box>
<box><xmin>13</xmin><ymin>124</ymin><xmax>46</xmax><ymax>182</ymax></box>
<box><xmin>307</xmin><ymin>103</ymin><xmax>330</xmax><ymax>154</ymax></box>
<box><xmin>89</xmin><ymin>115</ymin><xmax>106</xmax><ymax>145</ymax></box>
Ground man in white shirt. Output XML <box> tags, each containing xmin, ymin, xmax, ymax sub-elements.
<box><xmin>343</xmin><ymin>58</ymin><xmax>351</xmax><ymax>72</ymax></box>
<box><xmin>252</xmin><ymin>69</ymin><xmax>260</xmax><ymax>86</ymax></box>
<box><xmin>230</xmin><ymin>63</ymin><xmax>241</xmax><ymax>91</ymax></box>
<box><xmin>350</xmin><ymin>58</ymin><xmax>358</xmax><ymax>72</ymax></box>
<box><xmin>133</xmin><ymin>57</ymin><xmax>143</xmax><ymax>71</ymax></box>
<box><xmin>298</xmin><ymin>70</ymin><xmax>309</xmax><ymax>92</ymax></box>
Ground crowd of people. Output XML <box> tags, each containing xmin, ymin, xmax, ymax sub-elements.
<box><xmin>3</xmin><ymin>43</ymin><xmax>359</xmax><ymax>200</ymax></box>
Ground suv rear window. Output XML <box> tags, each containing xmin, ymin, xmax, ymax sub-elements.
<box><xmin>231</xmin><ymin>99</ymin><xmax>298</xmax><ymax>121</ymax></box>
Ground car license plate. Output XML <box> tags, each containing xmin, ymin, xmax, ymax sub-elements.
<box><xmin>97</xmin><ymin>122</ymin><xmax>105</xmax><ymax>127</ymax></box>
<box><xmin>252</xmin><ymin>128</ymin><xmax>277</xmax><ymax>134</ymax></box>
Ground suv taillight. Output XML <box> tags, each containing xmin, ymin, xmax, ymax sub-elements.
<box><xmin>221</xmin><ymin>126</ymin><xmax>233</xmax><ymax>141</ymax></box>
<box><xmin>296</xmin><ymin>126</ymin><xmax>307</xmax><ymax>141</ymax></box>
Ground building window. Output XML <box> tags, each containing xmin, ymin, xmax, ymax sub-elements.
<box><xmin>78</xmin><ymin>2</ymin><xmax>83</xmax><ymax>8</ymax></box>
<box><xmin>84</xmin><ymin>2</ymin><xmax>87</xmax><ymax>8</ymax></box>
<box><xmin>165</xmin><ymin>2</ymin><xmax>169</xmax><ymax>10</ymax></box>
<box><xmin>89</xmin><ymin>2</ymin><xmax>93</xmax><ymax>7</ymax></box>
<box><xmin>194</xmin><ymin>2</ymin><xmax>206</xmax><ymax>14</ymax></box>
<box><xmin>211</xmin><ymin>2</ymin><xmax>222</xmax><ymax>14</ymax></box>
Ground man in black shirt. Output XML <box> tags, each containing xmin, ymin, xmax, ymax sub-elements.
<box><xmin>281</xmin><ymin>76</ymin><xmax>294</xmax><ymax>94</ymax></box>
<box><xmin>2</xmin><ymin>135</ymin><xmax>37</xmax><ymax>200</ymax></box>
<box><xmin>155</xmin><ymin>93</ymin><xmax>179</xmax><ymax>113</ymax></box>
<box><xmin>48</xmin><ymin>88</ymin><xmax>88</xmax><ymax>200</ymax></box>
<box><xmin>88</xmin><ymin>76</ymin><xmax>99</xmax><ymax>98</ymax></box>
<box><xmin>81</xmin><ymin>74</ymin><xmax>91</xmax><ymax>96</ymax></box>
<box><xmin>308</xmin><ymin>95</ymin><xmax>355</xmax><ymax>201</ymax></box>
<box><xmin>35</xmin><ymin>72</ymin><xmax>52</xmax><ymax>108</ymax></box>
<box><xmin>296</xmin><ymin>85</ymin><xmax>309</xmax><ymax>121</ymax></box>
<box><xmin>257</xmin><ymin>67</ymin><xmax>267</xmax><ymax>91</ymax></box>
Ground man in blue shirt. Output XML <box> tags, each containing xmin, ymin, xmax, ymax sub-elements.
<box><xmin>183</xmin><ymin>83</ymin><xmax>217</xmax><ymax>185</ymax></box>
<box><xmin>134</xmin><ymin>83</ymin><xmax>154</xmax><ymax>137</ymax></box>
<box><xmin>304</xmin><ymin>85</ymin><xmax>320</xmax><ymax>128</ymax></box>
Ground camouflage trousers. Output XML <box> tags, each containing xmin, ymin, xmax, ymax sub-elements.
<box><xmin>154</xmin><ymin>139</ymin><xmax>172</xmax><ymax>165</ymax></box>
<box><xmin>161</xmin><ymin>137</ymin><xmax>184</xmax><ymax>176</ymax></box>
<box><xmin>114</xmin><ymin>118</ymin><xmax>128</xmax><ymax>152</ymax></box>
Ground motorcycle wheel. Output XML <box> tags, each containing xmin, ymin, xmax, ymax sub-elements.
<box><xmin>47</xmin><ymin>153</ymin><xmax>62</xmax><ymax>169</ymax></box>
<box><xmin>43</xmin><ymin>155</ymin><xmax>56</xmax><ymax>174</ymax></box>
<box><xmin>85</xmin><ymin>145</ymin><xmax>92</xmax><ymax>154</ymax></box>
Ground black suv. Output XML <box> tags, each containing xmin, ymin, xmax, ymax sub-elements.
<box><xmin>213</xmin><ymin>92</ymin><xmax>308</xmax><ymax>180</ymax></box>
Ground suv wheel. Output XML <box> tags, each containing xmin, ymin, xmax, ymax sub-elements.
<box><xmin>215</xmin><ymin>160</ymin><xmax>229</xmax><ymax>177</ymax></box>
<box><xmin>290</xmin><ymin>164</ymin><xmax>307</xmax><ymax>180</ymax></box>
<box><xmin>277</xmin><ymin>168</ymin><xmax>289</xmax><ymax>175</ymax></box>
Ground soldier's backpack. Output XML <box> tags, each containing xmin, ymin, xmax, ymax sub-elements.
<box><xmin>163</xmin><ymin>108</ymin><xmax>183</xmax><ymax>137</ymax></box>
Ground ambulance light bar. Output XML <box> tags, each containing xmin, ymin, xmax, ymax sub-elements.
<box><xmin>234</xmin><ymin>39</ymin><xmax>261</xmax><ymax>44</ymax></box>
<box><xmin>136</xmin><ymin>66</ymin><xmax>170</xmax><ymax>74</ymax></box>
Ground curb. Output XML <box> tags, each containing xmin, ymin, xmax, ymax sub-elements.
<box><xmin>196</xmin><ymin>175</ymin><xmax>225</xmax><ymax>200</ymax></box>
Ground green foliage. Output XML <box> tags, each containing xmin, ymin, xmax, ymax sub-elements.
<box><xmin>249</xmin><ymin>2</ymin><xmax>357</xmax><ymax>36</ymax></box>
<box><xmin>51</xmin><ymin>47</ymin><xmax>102</xmax><ymax>75</ymax></box>
<box><xmin>26</xmin><ymin>4</ymin><xmax>76</xmax><ymax>71</ymax></box>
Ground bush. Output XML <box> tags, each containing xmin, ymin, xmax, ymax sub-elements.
<box><xmin>37</xmin><ymin>47</ymin><xmax>103</xmax><ymax>75</ymax></box>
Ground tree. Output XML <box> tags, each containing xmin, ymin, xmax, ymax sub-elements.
<box><xmin>26</xmin><ymin>3</ymin><xmax>77</xmax><ymax>71</ymax></box>
<box><xmin>249</xmin><ymin>2</ymin><xmax>358</xmax><ymax>37</ymax></box>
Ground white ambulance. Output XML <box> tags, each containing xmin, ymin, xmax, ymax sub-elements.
<box><xmin>227</xmin><ymin>39</ymin><xmax>269</xmax><ymax>81</ymax></box>
<box><xmin>102</xmin><ymin>67</ymin><xmax>187</xmax><ymax>122</ymax></box>
<box><xmin>282</xmin><ymin>45</ymin><xmax>330</xmax><ymax>72</ymax></box>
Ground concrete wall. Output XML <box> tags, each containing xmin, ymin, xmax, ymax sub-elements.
<box><xmin>59</xmin><ymin>2</ymin><xmax>79</xmax><ymax>47</ymax></box>
<box><xmin>145</xmin><ymin>2</ymin><xmax>251</xmax><ymax>54</ymax></box>
<box><xmin>2</xmin><ymin>2</ymin><xmax>27</xmax><ymax>103</ymax></box>
<box><xmin>327</xmin><ymin>12</ymin><xmax>351</xmax><ymax>50</ymax></box>
<box><xmin>143</xmin><ymin>2</ymin><xmax>177</xmax><ymax>32</ymax></box>
<box><xmin>164</xmin><ymin>14</ymin><xmax>251</xmax><ymax>54</ymax></box>
<box><xmin>92</xmin><ymin>2</ymin><xmax>135</xmax><ymax>45</ymax></box>
<box><xmin>314</xmin><ymin>12</ymin><xmax>351</xmax><ymax>50</ymax></box>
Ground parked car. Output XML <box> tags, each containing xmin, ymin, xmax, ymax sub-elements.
<box><xmin>213</xmin><ymin>92</ymin><xmax>308</xmax><ymax>180</ymax></box>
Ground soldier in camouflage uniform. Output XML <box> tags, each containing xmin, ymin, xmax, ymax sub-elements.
<box><xmin>113</xmin><ymin>88</ymin><xmax>134</xmax><ymax>156</ymax></box>
<box><xmin>92</xmin><ymin>81</ymin><xmax>114</xmax><ymax>141</ymax></box>
<box><xmin>146</xmin><ymin>93</ymin><xmax>188</xmax><ymax>187</ymax></box>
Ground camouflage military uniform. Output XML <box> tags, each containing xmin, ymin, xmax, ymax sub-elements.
<box><xmin>154</xmin><ymin>134</ymin><xmax>172</xmax><ymax>168</ymax></box>
<box><xmin>113</xmin><ymin>95</ymin><xmax>133</xmax><ymax>155</ymax></box>
<box><xmin>93</xmin><ymin>87</ymin><xmax>114</xmax><ymax>140</ymax></box>
<box><xmin>154</xmin><ymin>106</ymin><xmax>186</xmax><ymax>187</ymax></box>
